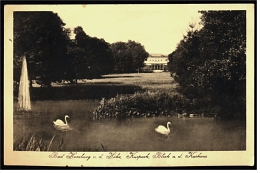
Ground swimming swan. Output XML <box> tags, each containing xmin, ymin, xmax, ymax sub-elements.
<box><xmin>53</xmin><ymin>115</ymin><xmax>71</xmax><ymax>131</ymax></box>
<box><xmin>155</xmin><ymin>122</ymin><xmax>171</xmax><ymax>136</ymax></box>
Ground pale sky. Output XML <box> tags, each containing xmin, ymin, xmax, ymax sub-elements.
<box><xmin>6</xmin><ymin>4</ymin><xmax>252</xmax><ymax>55</ymax></box>
<box><xmin>52</xmin><ymin>5</ymin><xmax>203</xmax><ymax>55</ymax></box>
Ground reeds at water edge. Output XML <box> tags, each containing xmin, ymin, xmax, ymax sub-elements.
<box><xmin>14</xmin><ymin>133</ymin><xmax>108</xmax><ymax>151</ymax></box>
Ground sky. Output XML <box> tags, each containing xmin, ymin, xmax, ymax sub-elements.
<box><xmin>6</xmin><ymin>4</ymin><xmax>252</xmax><ymax>55</ymax></box>
<box><xmin>51</xmin><ymin>5</ymin><xmax>203</xmax><ymax>55</ymax></box>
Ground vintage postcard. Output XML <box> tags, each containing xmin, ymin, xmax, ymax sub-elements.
<box><xmin>4</xmin><ymin>4</ymin><xmax>255</xmax><ymax>167</ymax></box>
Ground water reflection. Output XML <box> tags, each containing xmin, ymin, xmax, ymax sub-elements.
<box><xmin>14</xmin><ymin>117</ymin><xmax>245</xmax><ymax>151</ymax></box>
<box><xmin>13</xmin><ymin>100</ymin><xmax>246</xmax><ymax>151</ymax></box>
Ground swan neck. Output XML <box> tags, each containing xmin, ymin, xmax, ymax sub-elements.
<box><xmin>65</xmin><ymin>116</ymin><xmax>68</xmax><ymax>125</ymax></box>
<box><xmin>167</xmin><ymin>123</ymin><xmax>170</xmax><ymax>130</ymax></box>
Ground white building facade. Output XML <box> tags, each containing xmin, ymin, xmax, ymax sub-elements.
<box><xmin>143</xmin><ymin>54</ymin><xmax>169</xmax><ymax>72</ymax></box>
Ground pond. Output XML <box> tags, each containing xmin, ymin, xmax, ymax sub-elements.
<box><xmin>13</xmin><ymin>100</ymin><xmax>246</xmax><ymax>151</ymax></box>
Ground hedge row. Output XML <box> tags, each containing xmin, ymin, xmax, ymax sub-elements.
<box><xmin>92</xmin><ymin>90</ymin><xmax>201</xmax><ymax>119</ymax></box>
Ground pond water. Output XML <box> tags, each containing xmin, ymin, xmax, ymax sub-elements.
<box><xmin>13</xmin><ymin>100</ymin><xmax>246</xmax><ymax>151</ymax></box>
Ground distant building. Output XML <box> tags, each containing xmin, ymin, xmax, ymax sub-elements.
<box><xmin>143</xmin><ymin>54</ymin><xmax>169</xmax><ymax>72</ymax></box>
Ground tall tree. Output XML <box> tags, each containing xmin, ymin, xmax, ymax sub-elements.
<box><xmin>86</xmin><ymin>37</ymin><xmax>114</xmax><ymax>78</ymax></box>
<box><xmin>168</xmin><ymin>11</ymin><xmax>246</xmax><ymax>119</ymax></box>
<box><xmin>68</xmin><ymin>26</ymin><xmax>114</xmax><ymax>82</ymax></box>
<box><xmin>110</xmin><ymin>40</ymin><xmax>149</xmax><ymax>73</ymax></box>
<box><xmin>14</xmin><ymin>12</ymin><xmax>70</xmax><ymax>86</ymax></box>
<box><xmin>196</xmin><ymin>11</ymin><xmax>246</xmax><ymax>119</ymax></box>
<box><xmin>127</xmin><ymin>40</ymin><xmax>149</xmax><ymax>72</ymax></box>
<box><xmin>168</xmin><ymin>27</ymin><xmax>202</xmax><ymax>100</ymax></box>
<box><xmin>110</xmin><ymin>42</ymin><xmax>132</xmax><ymax>73</ymax></box>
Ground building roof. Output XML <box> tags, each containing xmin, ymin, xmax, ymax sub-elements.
<box><xmin>149</xmin><ymin>54</ymin><xmax>167</xmax><ymax>57</ymax></box>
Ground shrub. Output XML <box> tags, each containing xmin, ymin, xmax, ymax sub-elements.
<box><xmin>93</xmin><ymin>90</ymin><xmax>188</xmax><ymax>119</ymax></box>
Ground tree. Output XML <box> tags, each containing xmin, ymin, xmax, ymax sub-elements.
<box><xmin>14</xmin><ymin>12</ymin><xmax>70</xmax><ymax>86</ymax></box>
<box><xmin>67</xmin><ymin>26</ymin><xmax>114</xmax><ymax>82</ymax></box>
<box><xmin>110</xmin><ymin>42</ymin><xmax>131</xmax><ymax>73</ymax></box>
<box><xmin>86</xmin><ymin>37</ymin><xmax>114</xmax><ymax>78</ymax></box>
<box><xmin>196</xmin><ymin>11</ymin><xmax>246</xmax><ymax>119</ymax></box>
<box><xmin>110</xmin><ymin>40</ymin><xmax>149</xmax><ymax>73</ymax></box>
<box><xmin>168</xmin><ymin>11</ymin><xmax>246</xmax><ymax>119</ymax></box>
<box><xmin>168</xmin><ymin>27</ymin><xmax>202</xmax><ymax>100</ymax></box>
<box><xmin>127</xmin><ymin>40</ymin><xmax>149</xmax><ymax>72</ymax></box>
<box><xmin>66</xmin><ymin>41</ymin><xmax>90</xmax><ymax>83</ymax></box>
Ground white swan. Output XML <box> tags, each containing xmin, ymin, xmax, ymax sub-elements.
<box><xmin>155</xmin><ymin>122</ymin><xmax>171</xmax><ymax>136</ymax></box>
<box><xmin>53</xmin><ymin>115</ymin><xmax>71</xmax><ymax>131</ymax></box>
<box><xmin>53</xmin><ymin>115</ymin><xmax>69</xmax><ymax>125</ymax></box>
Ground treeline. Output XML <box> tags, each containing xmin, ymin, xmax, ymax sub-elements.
<box><xmin>13</xmin><ymin>12</ymin><xmax>149</xmax><ymax>86</ymax></box>
<box><xmin>167</xmin><ymin>11</ymin><xmax>246</xmax><ymax>119</ymax></box>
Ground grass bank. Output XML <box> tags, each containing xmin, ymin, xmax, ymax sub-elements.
<box><xmin>14</xmin><ymin>72</ymin><xmax>175</xmax><ymax>100</ymax></box>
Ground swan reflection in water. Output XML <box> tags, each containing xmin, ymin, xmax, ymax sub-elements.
<box><xmin>53</xmin><ymin>115</ymin><xmax>72</xmax><ymax>131</ymax></box>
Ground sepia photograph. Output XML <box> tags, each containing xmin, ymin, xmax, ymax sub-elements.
<box><xmin>4</xmin><ymin>4</ymin><xmax>255</xmax><ymax>167</ymax></box>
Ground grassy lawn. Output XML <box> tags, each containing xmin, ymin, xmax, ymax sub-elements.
<box><xmin>51</xmin><ymin>72</ymin><xmax>177</xmax><ymax>89</ymax></box>
<box><xmin>16</xmin><ymin>72</ymin><xmax>177</xmax><ymax>100</ymax></box>
<box><xmin>85</xmin><ymin>72</ymin><xmax>177</xmax><ymax>90</ymax></box>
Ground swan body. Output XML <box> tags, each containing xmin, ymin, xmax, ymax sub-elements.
<box><xmin>53</xmin><ymin>115</ymin><xmax>69</xmax><ymax>125</ymax></box>
<box><xmin>155</xmin><ymin>122</ymin><xmax>171</xmax><ymax>136</ymax></box>
<box><xmin>53</xmin><ymin>115</ymin><xmax>71</xmax><ymax>131</ymax></box>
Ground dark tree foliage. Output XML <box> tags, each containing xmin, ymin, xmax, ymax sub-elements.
<box><xmin>110</xmin><ymin>40</ymin><xmax>149</xmax><ymax>73</ymax></box>
<box><xmin>168</xmin><ymin>11</ymin><xmax>246</xmax><ymax>119</ymax></box>
<box><xmin>14</xmin><ymin>13</ymin><xmax>114</xmax><ymax>86</ymax></box>
<box><xmin>14</xmin><ymin>12</ymin><xmax>70</xmax><ymax>86</ymax></box>
<box><xmin>67</xmin><ymin>26</ymin><xmax>114</xmax><ymax>82</ymax></box>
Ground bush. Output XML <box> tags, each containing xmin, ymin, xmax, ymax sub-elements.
<box><xmin>141</xmin><ymin>69</ymin><xmax>153</xmax><ymax>73</ymax></box>
<box><xmin>93</xmin><ymin>90</ymin><xmax>188</xmax><ymax>119</ymax></box>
